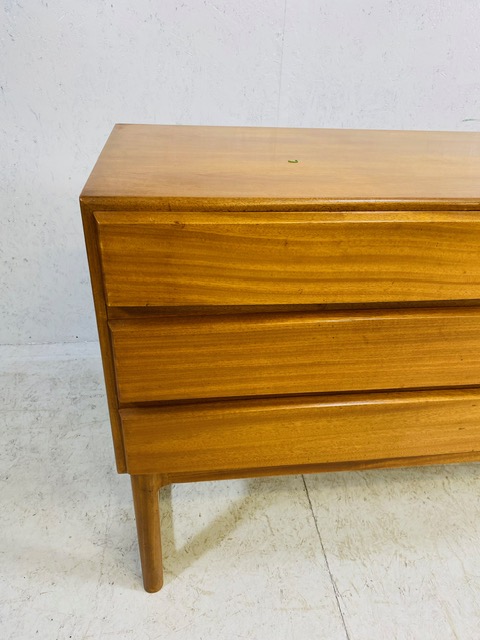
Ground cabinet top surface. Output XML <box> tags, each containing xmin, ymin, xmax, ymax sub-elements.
<box><xmin>81</xmin><ymin>124</ymin><xmax>480</xmax><ymax>206</ymax></box>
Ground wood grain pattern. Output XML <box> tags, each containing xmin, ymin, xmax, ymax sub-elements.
<box><xmin>163</xmin><ymin>451</ymin><xmax>480</xmax><ymax>485</ymax></box>
<box><xmin>110</xmin><ymin>308</ymin><xmax>480</xmax><ymax>403</ymax></box>
<box><xmin>120</xmin><ymin>389</ymin><xmax>480</xmax><ymax>475</ymax></box>
<box><xmin>81</xmin><ymin>125</ymin><xmax>480</xmax><ymax>206</ymax></box>
<box><xmin>96</xmin><ymin>210</ymin><xmax>480</xmax><ymax>306</ymax></box>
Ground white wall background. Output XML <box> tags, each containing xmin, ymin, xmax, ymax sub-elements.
<box><xmin>2</xmin><ymin>0</ymin><xmax>480</xmax><ymax>344</ymax></box>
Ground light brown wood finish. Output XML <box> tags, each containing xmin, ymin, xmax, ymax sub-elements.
<box><xmin>131</xmin><ymin>474</ymin><xmax>163</xmax><ymax>593</ymax></box>
<box><xmin>110</xmin><ymin>308</ymin><xmax>480</xmax><ymax>403</ymax></box>
<box><xmin>95</xmin><ymin>211</ymin><xmax>480</xmax><ymax>306</ymax></box>
<box><xmin>121</xmin><ymin>390</ymin><xmax>480</xmax><ymax>475</ymax></box>
<box><xmin>80</xmin><ymin>124</ymin><xmax>480</xmax><ymax>591</ymax></box>
<box><xmin>82</xmin><ymin>125</ymin><xmax>480</xmax><ymax>206</ymax></box>
<box><xmin>80</xmin><ymin>205</ymin><xmax>126</xmax><ymax>471</ymax></box>
<box><xmin>163</xmin><ymin>451</ymin><xmax>480</xmax><ymax>485</ymax></box>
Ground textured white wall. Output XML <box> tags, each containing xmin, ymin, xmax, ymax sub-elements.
<box><xmin>2</xmin><ymin>0</ymin><xmax>480</xmax><ymax>344</ymax></box>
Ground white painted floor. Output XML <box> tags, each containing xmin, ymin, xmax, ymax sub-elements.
<box><xmin>1</xmin><ymin>343</ymin><xmax>480</xmax><ymax>639</ymax></box>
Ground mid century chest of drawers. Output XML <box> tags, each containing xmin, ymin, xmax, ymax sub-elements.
<box><xmin>81</xmin><ymin>124</ymin><xmax>480</xmax><ymax>592</ymax></box>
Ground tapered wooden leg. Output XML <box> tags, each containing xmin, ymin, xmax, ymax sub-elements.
<box><xmin>131</xmin><ymin>474</ymin><xmax>163</xmax><ymax>592</ymax></box>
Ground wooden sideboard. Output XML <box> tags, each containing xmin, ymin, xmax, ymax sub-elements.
<box><xmin>80</xmin><ymin>124</ymin><xmax>480</xmax><ymax>592</ymax></box>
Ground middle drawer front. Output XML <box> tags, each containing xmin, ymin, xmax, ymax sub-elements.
<box><xmin>110</xmin><ymin>308</ymin><xmax>480</xmax><ymax>404</ymax></box>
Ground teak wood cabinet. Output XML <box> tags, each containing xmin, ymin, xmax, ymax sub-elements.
<box><xmin>80</xmin><ymin>124</ymin><xmax>480</xmax><ymax>592</ymax></box>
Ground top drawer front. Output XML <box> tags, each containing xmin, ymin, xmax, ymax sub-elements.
<box><xmin>95</xmin><ymin>211</ymin><xmax>480</xmax><ymax>307</ymax></box>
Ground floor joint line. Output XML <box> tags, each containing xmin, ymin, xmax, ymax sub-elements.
<box><xmin>302</xmin><ymin>475</ymin><xmax>352</xmax><ymax>640</ymax></box>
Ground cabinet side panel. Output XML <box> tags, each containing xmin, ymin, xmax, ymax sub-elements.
<box><xmin>80</xmin><ymin>201</ymin><xmax>126</xmax><ymax>472</ymax></box>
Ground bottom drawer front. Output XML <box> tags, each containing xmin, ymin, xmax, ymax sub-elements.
<box><xmin>121</xmin><ymin>390</ymin><xmax>480</xmax><ymax>475</ymax></box>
